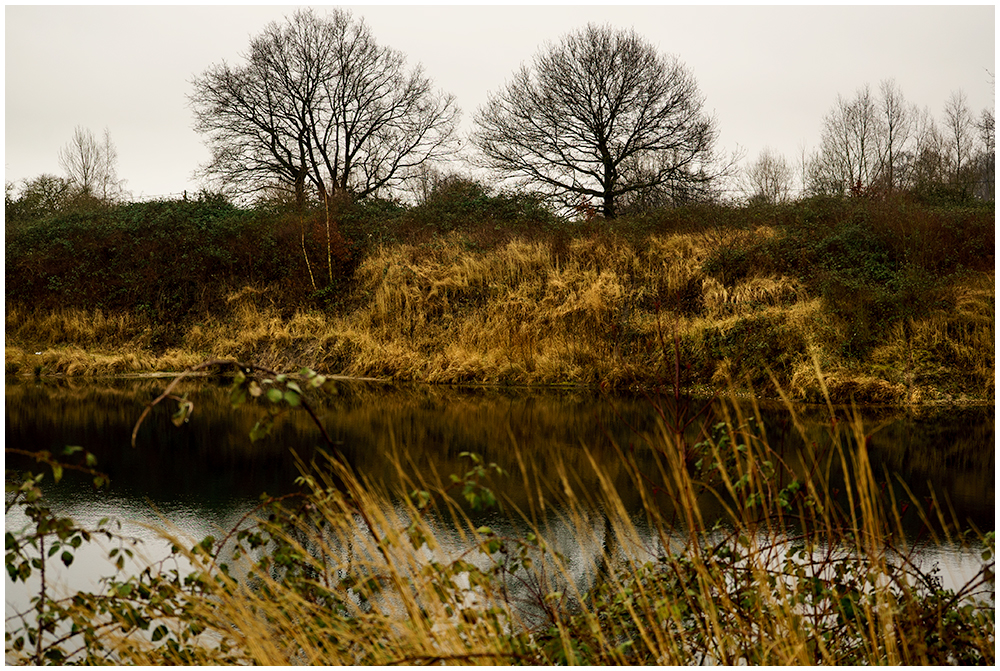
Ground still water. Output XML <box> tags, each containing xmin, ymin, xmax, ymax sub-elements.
<box><xmin>5</xmin><ymin>376</ymin><xmax>995</xmax><ymax>624</ymax></box>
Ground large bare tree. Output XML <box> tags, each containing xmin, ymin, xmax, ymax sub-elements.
<box><xmin>190</xmin><ymin>8</ymin><xmax>460</xmax><ymax>209</ymax></box>
<box><xmin>473</xmin><ymin>24</ymin><xmax>718</xmax><ymax>219</ymax></box>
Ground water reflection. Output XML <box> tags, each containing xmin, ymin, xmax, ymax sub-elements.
<box><xmin>5</xmin><ymin>377</ymin><xmax>995</xmax><ymax>621</ymax></box>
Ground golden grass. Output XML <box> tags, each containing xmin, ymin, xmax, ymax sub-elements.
<box><xmin>868</xmin><ymin>270</ymin><xmax>995</xmax><ymax>401</ymax></box>
<box><xmin>5</xmin><ymin>232</ymin><xmax>994</xmax><ymax>403</ymax></box>
<box><xmin>4</xmin><ymin>345</ymin><xmax>204</xmax><ymax>377</ymax></box>
<box><xmin>5</xmin><ymin>305</ymin><xmax>149</xmax><ymax>348</ymax></box>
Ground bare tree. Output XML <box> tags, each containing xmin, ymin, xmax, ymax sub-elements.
<box><xmin>58</xmin><ymin>126</ymin><xmax>125</xmax><ymax>201</ymax></box>
<box><xmin>943</xmin><ymin>90</ymin><xmax>975</xmax><ymax>189</ymax></box>
<box><xmin>812</xmin><ymin>85</ymin><xmax>887</xmax><ymax>195</ymax></box>
<box><xmin>741</xmin><ymin>147</ymin><xmax>793</xmax><ymax>204</ymax></box>
<box><xmin>975</xmin><ymin>107</ymin><xmax>995</xmax><ymax>200</ymax></box>
<box><xmin>473</xmin><ymin>24</ymin><xmax>718</xmax><ymax>219</ymax></box>
<box><xmin>191</xmin><ymin>8</ymin><xmax>459</xmax><ymax>209</ymax></box>
<box><xmin>908</xmin><ymin>107</ymin><xmax>950</xmax><ymax>192</ymax></box>
<box><xmin>979</xmin><ymin>108</ymin><xmax>995</xmax><ymax>152</ymax></box>
<box><xmin>877</xmin><ymin>79</ymin><xmax>915</xmax><ymax>193</ymax></box>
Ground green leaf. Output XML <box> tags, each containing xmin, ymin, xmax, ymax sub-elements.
<box><xmin>283</xmin><ymin>390</ymin><xmax>301</xmax><ymax>407</ymax></box>
<box><xmin>172</xmin><ymin>399</ymin><xmax>194</xmax><ymax>427</ymax></box>
<box><xmin>151</xmin><ymin>624</ymin><xmax>168</xmax><ymax>642</ymax></box>
<box><xmin>61</xmin><ymin>551</ymin><xmax>74</xmax><ymax>567</ymax></box>
<box><xmin>249</xmin><ymin>418</ymin><xmax>274</xmax><ymax>442</ymax></box>
<box><xmin>265</xmin><ymin>388</ymin><xmax>283</xmax><ymax>404</ymax></box>
<box><xmin>410</xmin><ymin>489</ymin><xmax>431</xmax><ymax>509</ymax></box>
<box><xmin>285</xmin><ymin>381</ymin><xmax>302</xmax><ymax>394</ymax></box>
<box><xmin>51</xmin><ymin>463</ymin><xmax>63</xmax><ymax>483</ymax></box>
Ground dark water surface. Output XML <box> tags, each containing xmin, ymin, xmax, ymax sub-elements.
<box><xmin>5</xmin><ymin>376</ymin><xmax>995</xmax><ymax>620</ymax></box>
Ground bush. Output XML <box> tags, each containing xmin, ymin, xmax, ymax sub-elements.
<box><xmin>702</xmin><ymin>197</ymin><xmax>994</xmax><ymax>359</ymax></box>
<box><xmin>5</xmin><ymin>196</ymin><xmax>317</xmax><ymax>327</ymax></box>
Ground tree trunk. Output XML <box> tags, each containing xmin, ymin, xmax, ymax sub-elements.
<box><xmin>294</xmin><ymin>169</ymin><xmax>307</xmax><ymax>212</ymax></box>
<box><xmin>602</xmin><ymin>192</ymin><xmax>616</xmax><ymax>219</ymax></box>
<box><xmin>319</xmin><ymin>185</ymin><xmax>334</xmax><ymax>285</ymax></box>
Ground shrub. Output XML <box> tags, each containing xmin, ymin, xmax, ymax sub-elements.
<box><xmin>702</xmin><ymin>197</ymin><xmax>994</xmax><ymax>359</ymax></box>
<box><xmin>5</xmin><ymin>196</ymin><xmax>325</xmax><ymax>325</ymax></box>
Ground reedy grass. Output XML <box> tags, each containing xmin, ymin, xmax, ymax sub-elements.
<box><xmin>9</xmin><ymin>376</ymin><xmax>991</xmax><ymax>665</ymax></box>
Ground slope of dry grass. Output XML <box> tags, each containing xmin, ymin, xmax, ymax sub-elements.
<box><xmin>6</xmin><ymin>206</ymin><xmax>994</xmax><ymax>404</ymax></box>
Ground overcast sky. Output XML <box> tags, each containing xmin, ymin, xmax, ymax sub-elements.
<box><xmin>5</xmin><ymin>4</ymin><xmax>995</xmax><ymax>199</ymax></box>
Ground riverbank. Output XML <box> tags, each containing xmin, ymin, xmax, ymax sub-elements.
<box><xmin>5</xmin><ymin>197</ymin><xmax>994</xmax><ymax>405</ymax></box>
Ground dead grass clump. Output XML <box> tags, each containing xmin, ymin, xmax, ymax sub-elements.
<box><xmin>6</xmin><ymin>305</ymin><xmax>150</xmax><ymax>349</ymax></box>
<box><xmin>4</xmin><ymin>347</ymin><xmax>35</xmax><ymax>376</ymax></box>
<box><xmin>729</xmin><ymin>275</ymin><xmax>804</xmax><ymax>309</ymax></box>
<box><xmin>790</xmin><ymin>362</ymin><xmax>907</xmax><ymax>404</ymax></box>
<box><xmin>545</xmin><ymin>268</ymin><xmax>624</xmax><ymax>332</ymax></box>
<box><xmin>869</xmin><ymin>271</ymin><xmax>995</xmax><ymax>399</ymax></box>
<box><xmin>823</xmin><ymin>372</ymin><xmax>907</xmax><ymax>404</ymax></box>
<box><xmin>224</xmin><ymin>283</ymin><xmax>276</xmax><ymax>307</ymax></box>
<box><xmin>701</xmin><ymin>276</ymin><xmax>730</xmax><ymax>317</ymax></box>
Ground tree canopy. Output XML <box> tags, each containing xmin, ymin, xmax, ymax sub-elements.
<box><xmin>473</xmin><ymin>24</ymin><xmax>719</xmax><ymax>219</ymax></box>
<box><xmin>190</xmin><ymin>8</ymin><xmax>460</xmax><ymax>207</ymax></box>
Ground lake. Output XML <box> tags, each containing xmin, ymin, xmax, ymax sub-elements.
<box><xmin>5</xmin><ymin>376</ymin><xmax>995</xmax><ymax>628</ymax></box>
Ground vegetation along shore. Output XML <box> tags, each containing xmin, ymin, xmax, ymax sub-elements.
<box><xmin>5</xmin><ymin>189</ymin><xmax>993</xmax><ymax>405</ymax></box>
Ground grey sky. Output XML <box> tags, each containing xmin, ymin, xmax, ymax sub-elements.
<box><xmin>5</xmin><ymin>4</ymin><xmax>995</xmax><ymax>199</ymax></box>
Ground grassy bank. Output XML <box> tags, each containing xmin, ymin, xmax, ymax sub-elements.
<box><xmin>5</xmin><ymin>195</ymin><xmax>994</xmax><ymax>404</ymax></box>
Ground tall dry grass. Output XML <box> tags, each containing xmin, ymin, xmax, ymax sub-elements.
<box><xmin>6</xmin><ymin>227</ymin><xmax>994</xmax><ymax>403</ymax></box>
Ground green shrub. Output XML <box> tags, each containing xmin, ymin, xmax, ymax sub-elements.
<box><xmin>5</xmin><ymin>196</ymin><xmax>313</xmax><ymax>324</ymax></box>
<box><xmin>702</xmin><ymin>197</ymin><xmax>994</xmax><ymax>359</ymax></box>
